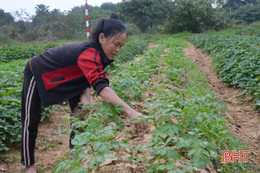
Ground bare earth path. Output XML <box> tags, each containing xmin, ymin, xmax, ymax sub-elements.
<box><xmin>184</xmin><ymin>42</ymin><xmax>260</xmax><ymax>165</ymax></box>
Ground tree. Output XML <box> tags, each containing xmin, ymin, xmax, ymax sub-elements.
<box><xmin>222</xmin><ymin>0</ymin><xmax>260</xmax><ymax>24</ymax></box>
<box><xmin>0</xmin><ymin>9</ymin><xmax>14</xmax><ymax>27</ymax></box>
<box><xmin>230</xmin><ymin>0</ymin><xmax>260</xmax><ymax>24</ymax></box>
<box><xmin>14</xmin><ymin>20</ymin><xmax>30</xmax><ymax>34</ymax></box>
<box><xmin>88</xmin><ymin>5</ymin><xmax>111</xmax><ymax>26</ymax></box>
<box><xmin>165</xmin><ymin>0</ymin><xmax>229</xmax><ymax>33</ymax></box>
<box><xmin>118</xmin><ymin>0</ymin><xmax>167</xmax><ymax>32</ymax></box>
<box><xmin>13</xmin><ymin>9</ymin><xmax>31</xmax><ymax>22</ymax></box>
<box><xmin>101</xmin><ymin>2</ymin><xmax>118</xmax><ymax>11</ymax></box>
<box><xmin>32</xmin><ymin>4</ymin><xmax>51</xmax><ymax>26</ymax></box>
<box><xmin>223</xmin><ymin>0</ymin><xmax>257</xmax><ymax>10</ymax></box>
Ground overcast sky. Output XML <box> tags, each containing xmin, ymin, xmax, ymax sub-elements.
<box><xmin>1</xmin><ymin>0</ymin><xmax>122</xmax><ymax>15</ymax></box>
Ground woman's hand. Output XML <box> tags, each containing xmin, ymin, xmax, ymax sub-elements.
<box><xmin>80</xmin><ymin>88</ymin><xmax>94</xmax><ymax>119</ymax></box>
<box><xmin>127</xmin><ymin>111</ymin><xmax>148</xmax><ymax>130</ymax></box>
<box><xmin>99</xmin><ymin>87</ymin><xmax>148</xmax><ymax>130</ymax></box>
<box><xmin>80</xmin><ymin>88</ymin><xmax>92</xmax><ymax>105</ymax></box>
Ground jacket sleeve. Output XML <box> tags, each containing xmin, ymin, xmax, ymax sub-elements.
<box><xmin>77</xmin><ymin>48</ymin><xmax>109</xmax><ymax>95</ymax></box>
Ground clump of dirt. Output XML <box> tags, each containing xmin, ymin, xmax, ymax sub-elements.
<box><xmin>184</xmin><ymin>42</ymin><xmax>260</xmax><ymax>165</ymax></box>
<box><xmin>148</xmin><ymin>43</ymin><xmax>159</xmax><ymax>49</ymax></box>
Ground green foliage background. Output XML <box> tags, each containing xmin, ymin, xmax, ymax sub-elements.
<box><xmin>1</xmin><ymin>0</ymin><xmax>260</xmax><ymax>44</ymax></box>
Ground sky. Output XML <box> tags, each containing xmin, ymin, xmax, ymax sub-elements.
<box><xmin>1</xmin><ymin>0</ymin><xmax>122</xmax><ymax>16</ymax></box>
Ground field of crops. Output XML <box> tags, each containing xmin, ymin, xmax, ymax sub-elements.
<box><xmin>0</xmin><ymin>28</ymin><xmax>259</xmax><ymax>172</ymax></box>
<box><xmin>189</xmin><ymin>31</ymin><xmax>260</xmax><ymax>109</ymax></box>
<box><xmin>55</xmin><ymin>36</ymin><xmax>257</xmax><ymax>172</ymax></box>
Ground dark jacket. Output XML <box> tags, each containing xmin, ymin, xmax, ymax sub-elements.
<box><xmin>30</xmin><ymin>41</ymin><xmax>113</xmax><ymax>107</ymax></box>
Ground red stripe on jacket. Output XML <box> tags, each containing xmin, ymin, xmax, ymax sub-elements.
<box><xmin>41</xmin><ymin>65</ymin><xmax>84</xmax><ymax>90</ymax></box>
<box><xmin>78</xmin><ymin>48</ymin><xmax>107</xmax><ymax>86</ymax></box>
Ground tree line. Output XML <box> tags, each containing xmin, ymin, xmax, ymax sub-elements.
<box><xmin>0</xmin><ymin>0</ymin><xmax>259</xmax><ymax>44</ymax></box>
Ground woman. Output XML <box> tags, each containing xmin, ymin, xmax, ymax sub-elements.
<box><xmin>21</xmin><ymin>14</ymin><xmax>146</xmax><ymax>173</ymax></box>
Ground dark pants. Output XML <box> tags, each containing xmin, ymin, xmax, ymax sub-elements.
<box><xmin>21</xmin><ymin>62</ymin><xmax>80</xmax><ymax>166</ymax></box>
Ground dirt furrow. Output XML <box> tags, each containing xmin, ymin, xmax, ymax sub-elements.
<box><xmin>184</xmin><ymin>42</ymin><xmax>260</xmax><ymax>165</ymax></box>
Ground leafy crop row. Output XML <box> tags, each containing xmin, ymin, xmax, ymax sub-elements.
<box><xmin>0</xmin><ymin>42</ymin><xmax>59</xmax><ymax>63</ymax></box>
<box><xmin>0</xmin><ymin>60</ymin><xmax>52</xmax><ymax>153</ymax></box>
<box><xmin>106</xmin><ymin>39</ymin><xmax>148</xmax><ymax>71</ymax></box>
<box><xmin>55</xmin><ymin>37</ymin><xmax>255</xmax><ymax>172</ymax></box>
<box><xmin>235</xmin><ymin>28</ymin><xmax>260</xmax><ymax>37</ymax></box>
<box><xmin>189</xmin><ymin>34</ymin><xmax>260</xmax><ymax>109</ymax></box>
<box><xmin>116</xmin><ymin>39</ymin><xmax>148</xmax><ymax>63</ymax></box>
<box><xmin>0</xmin><ymin>60</ymin><xmax>26</xmax><ymax>153</ymax></box>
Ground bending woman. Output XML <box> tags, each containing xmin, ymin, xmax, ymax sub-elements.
<box><xmin>21</xmin><ymin>14</ymin><xmax>146</xmax><ymax>173</ymax></box>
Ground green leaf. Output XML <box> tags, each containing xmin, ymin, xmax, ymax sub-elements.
<box><xmin>1</xmin><ymin>100</ymin><xmax>9</xmax><ymax>105</ymax></box>
<box><xmin>194</xmin><ymin>159</ymin><xmax>209</xmax><ymax>169</ymax></box>
<box><xmin>95</xmin><ymin>142</ymin><xmax>110</xmax><ymax>154</ymax></box>
<box><xmin>206</xmin><ymin>142</ymin><xmax>216</xmax><ymax>151</ymax></box>
<box><xmin>157</xmin><ymin>148</ymin><xmax>167</xmax><ymax>156</ymax></box>
<box><xmin>166</xmin><ymin>149</ymin><xmax>179</xmax><ymax>161</ymax></box>
<box><xmin>79</xmin><ymin>152</ymin><xmax>87</xmax><ymax>159</ymax></box>
<box><xmin>156</xmin><ymin>164</ymin><xmax>166</xmax><ymax>171</ymax></box>
<box><xmin>188</xmin><ymin>148</ymin><xmax>197</xmax><ymax>156</ymax></box>
<box><xmin>129</xmin><ymin>118</ymin><xmax>140</xmax><ymax>123</ymax></box>
<box><xmin>88</xmin><ymin>159</ymin><xmax>96</xmax><ymax>168</ymax></box>
<box><xmin>160</xmin><ymin>123</ymin><xmax>183</xmax><ymax>136</ymax></box>
<box><xmin>176</xmin><ymin>138</ymin><xmax>186</xmax><ymax>149</ymax></box>
<box><xmin>165</xmin><ymin>162</ymin><xmax>176</xmax><ymax>170</ymax></box>
<box><xmin>104</xmin><ymin>154</ymin><xmax>116</xmax><ymax>159</ymax></box>
<box><xmin>94</xmin><ymin>154</ymin><xmax>105</xmax><ymax>164</ymax></box>
<box><xmin>152</xmin><ymin>129</ymin><xmax>167</xmax><ymax>139</ymax></box>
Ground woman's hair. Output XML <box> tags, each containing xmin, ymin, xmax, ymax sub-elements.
<box><xmin>90</xmin><ymin>13</ymin><xmax>126</xmax><ymax>48</ymax></box>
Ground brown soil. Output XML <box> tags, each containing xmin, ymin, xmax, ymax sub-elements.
<box><xmin>184</xmin><ymin>42</ymin><xmax>260</xmax><ymax>165</ymax></box>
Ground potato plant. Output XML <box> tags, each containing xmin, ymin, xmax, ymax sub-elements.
<box><xmin>55</xmin><ymin>104</ymin><xmax>129</xmax><ymax>172</ymax></box>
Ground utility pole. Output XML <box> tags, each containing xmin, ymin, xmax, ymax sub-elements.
<box><xmin>85</xmin><ymin>0</ymin><xmax>90</xmax><ymax>38</ymax></box>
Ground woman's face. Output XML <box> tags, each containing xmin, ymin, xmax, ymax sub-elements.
<box><xmin>99</xmin><ymin>32</ymin><xmax>127</xmax><ymax>61</ymax></box>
